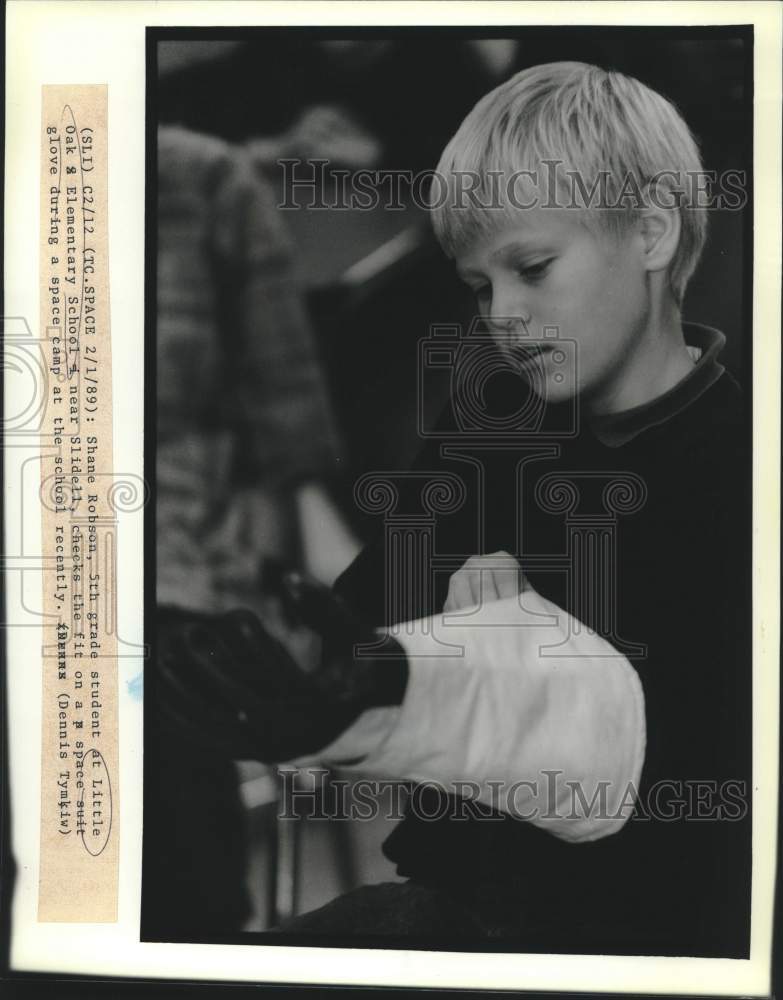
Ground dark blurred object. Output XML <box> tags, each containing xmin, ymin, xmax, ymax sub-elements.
<box><xmin>249</xmin><ymin>104</ymin><xmax>384</xmax><ymax>170</ymax></box>
<box><xmin>269</xmin><ymin>565</ymin><xmax>368</xmax><ymax>648</ymax></box>
<box><xmin>154</xmin><ymin>598</ymin><xmax>407</xmax><ymax>763</ymax></box>
<box><xmin>157</xmin><ymin>35</ymin><xmax>506</xmax><ymax>173</ymax></box>
<box><xmin>158</xmin><ymin>38</ymin><xmax>243</xmax><ymax>75</ymax></box>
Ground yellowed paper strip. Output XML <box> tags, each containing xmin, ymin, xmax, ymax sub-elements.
<box><xmin>38</xmin><ymin>84</ymin><xmax>118</xmax><ymax>922</ymax></box>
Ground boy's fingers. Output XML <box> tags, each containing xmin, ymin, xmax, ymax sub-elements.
<box><xmin>492</xmin><ymin>565</ymin><xmax>526</xmax><ymax>600</ymax></box>
<box><xmin>444</xmin><ymin>576</ymin><xmax>475</xmax><ymax>613</ymax></box>
<box><xmin>480</xmin><ymin>570</ymin><xmax>501</xmax><ymax>605</ymax></box>
<box><xmin>445</xmin><ymin>572</ymin><xmax>493</xmax><ymax>612</ymax></box>
<box><xmin>478</xmin><ymin>551</ymin><xmax>527</xmax><ymax>601</ymax></box>
<box><xmin>444</xmin><ymin>551</ymin><xmax>530</xmax><ymax>612</ymax></box>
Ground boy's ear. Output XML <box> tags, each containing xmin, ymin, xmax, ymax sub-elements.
<box><xmin>638</xmin><ymin>206</ymin><xmax>681</xmax><ymax>274</ymax></box>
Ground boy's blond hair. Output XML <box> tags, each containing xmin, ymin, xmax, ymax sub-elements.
<box><xmin>431</xmin><ymin>62</ymin><xmax>707</xmax><ymax>303</ymax></box>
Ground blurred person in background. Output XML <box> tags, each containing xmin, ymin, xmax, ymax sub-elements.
<box><xmin>156</xmin><ymin>124</ymin><xmax>343</xmax><ymax>619</ymax></box>
<box><xmin>147</xmin><ymin>122</ymin><xmax>348</xmax><ymax>938</ymax></box>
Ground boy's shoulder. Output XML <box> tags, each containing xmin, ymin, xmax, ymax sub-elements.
<box><xmin>647</xmin><ymin>362</ymin><xmax>746</xmax><ymax>460</ymax></box>
<box><xmin>589</xmin><ymin>323</ymin><xmax>745</xmax><ymax>454</ymax></box>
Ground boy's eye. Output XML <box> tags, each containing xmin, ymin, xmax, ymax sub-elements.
<box><xmin>515</xmin><ymin>258</ymin><xmax>554</xmax><ymax>282</ymax></box>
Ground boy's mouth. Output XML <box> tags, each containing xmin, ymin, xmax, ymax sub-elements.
<box><xmin>508</xmin><ymin>342</ymin><xmax>556</xmax><ymax>369</ymax></box>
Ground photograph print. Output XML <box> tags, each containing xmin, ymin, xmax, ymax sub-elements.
<box><xmin>142</xmin><ymin>24</ymin><xmax>753</xmax><ymax>959</ymax></box>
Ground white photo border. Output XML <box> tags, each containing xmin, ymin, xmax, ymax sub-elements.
<box><xmin>4</xmin><ymin>1</ymin><xmax>781</xmax><ymax>994</ymax></box>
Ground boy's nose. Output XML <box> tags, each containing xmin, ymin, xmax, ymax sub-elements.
<box><xmin>485</xmin><ymin>311</ymin><xmax>532</xmax><ymax>337</ymax></box>
<box><xmin>484</xmin><ymin>284</ymin><xmax>532</xmax><ymax>334</ymax></box>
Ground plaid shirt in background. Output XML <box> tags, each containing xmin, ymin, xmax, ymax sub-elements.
<box><xmin>157</xmin><ymin>125</ymin><xmax>341</xmax><ymax>612</ymax></box>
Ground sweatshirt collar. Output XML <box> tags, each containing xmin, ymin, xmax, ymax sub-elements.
<box><xmin>588</xmin><ymin>323</ymin><xmax>727</xmax><ymax>448</ymax></box>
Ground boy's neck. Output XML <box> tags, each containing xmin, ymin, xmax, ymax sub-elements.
<box><xmin>585</xmin><ymin>301</ymin><xmax>694</xmax><ymax>417</ymax></box>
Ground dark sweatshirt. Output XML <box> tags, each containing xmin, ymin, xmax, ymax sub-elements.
<box><xmin>335</xmin><ymin>323</ymin><xmax>752</xmax><ymax>956</ymax></box>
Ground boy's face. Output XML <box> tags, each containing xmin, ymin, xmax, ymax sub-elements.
<box><xmin>454</xmin><ymin>208</ymin><xmax>651</xmax><ymax>413</ymax></box>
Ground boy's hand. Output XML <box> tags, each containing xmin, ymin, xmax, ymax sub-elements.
<box><xmin>443</xmin><ymin>551</ymin><xmax>530</xmax><ymax>613</ymax></box>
